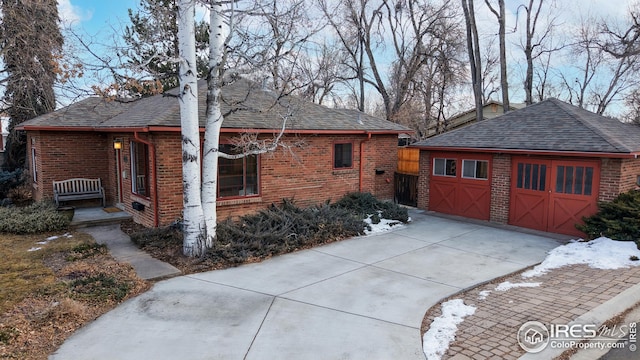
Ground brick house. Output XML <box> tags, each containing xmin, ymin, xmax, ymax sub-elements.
<box><xmin>18</xmin><ymin>80</ymin><xmax>409</xmax><ymax>228</ymax></box>
<box><xmin>412</xmin><ymin>98</ymin><xmax>640</xmax><ymax>237</ymax></box>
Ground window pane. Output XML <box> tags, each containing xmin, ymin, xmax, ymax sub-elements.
<box><xmin>540</xmin><ymin>165</ymin><xmax>547</xmax><ymax>191</ymax></box>
<box><xmin>532</xmin><ymin>164</ymin><xmax>539</xmax><ymax>190</ymax></box>
<box><xmin>524</xmin><ymin>164</ymin><xmax>531</xmax><ymax>189</ymax></box>
<box><xmin>575</xmin><ymin>167</ymin><xmax>584</xmax><ymax>195</ymax></box>
<box><xmin>218</xmin><ymin>145</ymin><xmax>259</xmax><ymax>198</ymax></box>
<box><xmin>565</xmin><ymin>166</ymin><xmax>574</xmax><ymax>194</ymax></box>
<box><xmin>445</xmin><ymin>159</ymin><xmax>457</xmax><ymax>176</ymax></box>
<box><xmin>462</xmin><ymin>160</ymin><xmax>475</xmax><ymax>178</ymax></box>
<box><xmin>132</xmin><ymin>142</ymin><xmax>149</xmax><ymax>197</ymax></box>
<box><xmin>476</xmin><ymin>161</ymin><xmax>488</xmax><ymax>179</ymax></box>
<box><xmin>434</xmin><ymin>158</ymin><xmax>445</xmax><ymax>176</ymax></box>
<box><xmin>517</xmin><ymin>163</ymin><xmax>524</xmax><ymax>189</ymax></box>
<box><xmin>556</xmin><ymin>166</ymin><xmax>565</xmax><ymax>193</ymax></box>
<box><xmin>245</xmin><ymin>155</ymin><xmax>258</xmax><ymax>195</ymax></box>
<box><xmin>334</xmin><ymin>143</ymin><xmax>352</xmax><ymax>168</ymax></box>
<box><xmin>585</xmin><ymin>167</ymin><xmax>593</xmax><ymax>195</ymax></box>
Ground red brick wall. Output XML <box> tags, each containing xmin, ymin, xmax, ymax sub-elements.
<box><xmin>599</xmin><ymin>158</ymin><xmax>622</xmax><ymax>202</ymax></box>
<box><xmin>27</xmin><ymin>131</ymin><xmax>111</xmax><ymax>203</ymax></box>
<box><xmin>490</xmin><ymin>154</ymin><xmax>511</xmax><ymax>223</ymax></box>
<box><xmin>417</xmin><ymin>150</ymin><xmax>431</xmax><ymax>209</ymax></box>
<box><xmin>618</xmin><ymin>158</ymin><xmax>640</xmax><ymax>193</ymax></box>
<box><xmin>128</xmin><ymin>132</ymin><xmax>397</xmax><ymax>227</ymax></box>
<box><xmin>600</xmin><ymin>158</ymin><xmax>640</xmax><ymax>202</ymax></box>
<box><xmin>372</xmin><ymin>135</ymin><xmax>398</xmax><ymax>200</ymax></box>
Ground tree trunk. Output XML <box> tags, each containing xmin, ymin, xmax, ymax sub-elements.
<box><xmin>177</xmin><ymin>0</ymin><xmax>205</xmax><ymax>256</ymax></box>
<box><xmin>497</xmin><ymin>0</ymin><xmax>510</xmax><ymax>111</ymax></box>
<box><xmin>202</xmin><ymin>0</ymin><xmax>229</xmax><ymax>249</ymax></box>
<box><xmin>462</xmin><ymin>0</ymin><xmax>483</xmax><ymax>121</ymax></box>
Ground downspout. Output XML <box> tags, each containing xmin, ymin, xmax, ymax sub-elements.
<box><xmin>359</xmin><ymin>132</ymin><xmax>372</xmax><ymax>192</ymax></box>
<box><xmin>134</xmin><ymin>131</ymin><xmax>159</xmax><ymax>227</ymax></box>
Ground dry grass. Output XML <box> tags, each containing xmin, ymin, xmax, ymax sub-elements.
<box><xmin>0</xmin><ymin>231</ymin><xmax>149</xmax><ymax>359</ymax></box>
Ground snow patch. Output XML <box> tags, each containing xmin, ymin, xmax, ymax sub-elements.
<box><xmin>363</xmin><ymin>213</ymin><xmax>404</xmax><ymax>235</ymax></box>
<box><xmin>495</xmin><ymin>281</ymin><xmax>541</xmax><ymax>291</ymax></box>
<box><xmin>29</xmin><ymin>233</ymin><xmax>73</xmax><ymax>251</ymax></box>
<box><xmin>523</xmin><ymin>237</ymin><xmax>640</xmax><ymax>278</ymax></box>
<box><xmin>477</xmin><ymin>290</ymin><xmax>492</xmax><ymax>300</ymax></box>
<box><xmin>423</xmin><ymin>299</ymin><xmax>476</xmax><ymax>360</ymax></box>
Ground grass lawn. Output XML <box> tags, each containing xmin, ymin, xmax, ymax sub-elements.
<box><xmin>0</xmin><ymin>231</ymin><xmax>149</xmax><ymax>359</ymax></box>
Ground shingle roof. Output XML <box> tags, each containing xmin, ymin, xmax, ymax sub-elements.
<box><xmin>413</xmin><ymin>98</ymin><xmax>640</xmax><ymax>154</ymax></box>
<box><xmin>20</xmin><ymin>79</ymin><xmax>409</xmax><ymax>133</ymax></box>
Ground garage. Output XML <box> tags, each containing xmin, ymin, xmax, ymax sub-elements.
<box><xmin>413</xmin><ymin>98</ymin><xmax>640</xmax><ymax>238</ymax></box>
<box><xmin>509</xmin><ymin>157</ymin><xmax>600</xmax><ymax>237</ymax></box>
<box><xmin>429</xmin><ymin>152</ymin><xmax>491</xmax><ymax>220</ymax></box>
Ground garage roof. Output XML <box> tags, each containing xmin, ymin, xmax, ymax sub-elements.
<box><xmin>413</xmin><ymin>98</ymin><xmax>640</xmax><ymax>156</ymax></box>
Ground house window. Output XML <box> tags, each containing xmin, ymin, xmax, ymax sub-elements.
<box><xmin>555</xmin><ymin>165</ymin><xmax>594</xmax><ymax>196</ymax></box>
<box><xmin>218</xmin><ymin>144</ymin><xmax>259</xmax><ymax>198</ymax></box>
<box><xmin>131</xmin><ymin>141</ymin><xmax>150</xmax><ymax>197</ymax></box>
<box><xmin>31</xmin><ymin>148</ymin><xmax>37</xmax><ymax>183</ymax></box>
<box><xmin>462</xmin><ymin>160</ymin><xmax>488</xmax><ymax>180</ymax></box>
<box><xmin>433</xmin><ymin>158</ymin><xmax>456</xmax><ymax>177</ymax></box>
<box><xmin>334</xmin><ymin>142</ymin><xmax>353</xmax><ymax>169</ymax></box>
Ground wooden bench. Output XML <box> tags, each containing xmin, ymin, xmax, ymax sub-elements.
<box><xmin>53</xmin><ymin>178</ymin><xmax>105</xmax><ymax>207</ymax></box>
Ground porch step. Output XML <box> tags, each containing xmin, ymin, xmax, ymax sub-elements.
<box><xmin>69</xmin><ymin>207</ymin><xmax>132</xmax><ymax>228</ymax></box>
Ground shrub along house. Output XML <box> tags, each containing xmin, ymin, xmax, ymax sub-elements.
<box><xmin>412</xmin><ymin>98</ymin><xmax>640</xmax><ymax>237</ymax></box>
<box><xmin>18</xmin><ymin>79</ymin><xmax>409</xmax><ymax>228</ymax></box>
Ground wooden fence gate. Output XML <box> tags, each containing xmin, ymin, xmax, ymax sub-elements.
<box><xmin>395</xmin><ymin>148</ymin><xmax>419</xmax><ymax>207</ymax></box>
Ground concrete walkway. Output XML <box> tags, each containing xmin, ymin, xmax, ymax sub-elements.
<box><xmin>51</xmin><ymin>210</ymin><xmax>563</xmax><ymax>360</ymax></box>
<box><xmin>81</xmin><ymin>225</ymin><xmax>181</xmax><ymax>281</ymax></box>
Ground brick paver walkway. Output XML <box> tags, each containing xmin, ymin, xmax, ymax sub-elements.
<box><xmin>422</xmin><ymin>264</ymin><xmax>640</xmax><ymax>359</ymax></box>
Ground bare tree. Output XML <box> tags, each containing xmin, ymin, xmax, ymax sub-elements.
<box><xmin>480</xmin><ymin>38</ymin><xmax>500</xmax><ymax>103</ymax></box>
<box><xmin>230</xmin><ymin>0</ymin><xmax>322</xmax><ymax>95</ymax></box>
<box><xmin>484</xmin><ymin>0</ymin><xmax>510</xmax><ymax>111</ymax></box>
<box><xmin>560</xmin><ymin>14</ymin><xmax>640</xmax><ymax>115</ymax></box>
<box><xmin>461</xmin><ymin>0</ymin><xmax>483</xmax><ymax>121</ymax></box>
<box><xmin>517</xmin><ymin>0</ymin><xmax>564</xmax><ymax>105</ymax></box>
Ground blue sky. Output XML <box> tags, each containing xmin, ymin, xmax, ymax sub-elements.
<box><xmin>60</xmin><ymin>0</ymin><xmax>139</xmax><ymax>35</ymax></box>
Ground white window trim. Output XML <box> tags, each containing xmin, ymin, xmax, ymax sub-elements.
<box><xmin>462</xmin><ymin>159</ymin><xmax>489</xmax><ymax>180</ymax></box>
<box><xmin>433</xmin><ymin>158</ymin><xmax>457</xmax><ymax>177</ymax></box>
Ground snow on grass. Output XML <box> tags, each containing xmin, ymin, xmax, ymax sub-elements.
<box><xmin>363</xmin><ymin>214</ymin><xmax>404</xmax><ymax>235</ymax></box>
<box><xmin>522</xmin><ymin>237</ymin><xmax>640</xmax><ymax>278</ymax></box>
<box><xmin>29</xmin><ymin>233</ymin><xmax>73</xmax><ymax>251</ymax></box>
<box><xmin>423</xmin><ymin>299</ymin><xmax>476</xmax><ymax>360</ymax></box>
<box><xmin>495</xmin><ymin>281</ymin><xmax>541</xmax><ymax>291</ymax></box>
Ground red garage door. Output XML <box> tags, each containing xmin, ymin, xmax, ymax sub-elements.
<box><xmin>509</xmin><ymin>158</ymin><xmax>600</xmax><ymax>237</ymax></box>
<box><xmin>429</xmin><ymin>153</ymin><xmax>491</xmax><ymax>220</ymax></box>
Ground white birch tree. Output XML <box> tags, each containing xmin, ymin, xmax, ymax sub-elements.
<box><xmin>177</xmin><ymin>0</ymin><xmax>206</xmax><ymax>256</ymax></box>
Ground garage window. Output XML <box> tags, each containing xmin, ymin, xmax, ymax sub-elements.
<box><xmin>556</xmin><ymin>165</ymin><xmax>593</xmax><ymax>195</ymax></box>
<box><xmin>462</xmin><ymin>160</ymin><xmax>488</xmax><ymax>180</ymax></box>
<box><xmin>516</xmin><ymin>163</ymin><xmax>547</xmax><ymax>191</ymax></box>
<box><xmin>433</xmin><ymin>158</ymin><xmax>456</xmax><ymax>177</ymax></box>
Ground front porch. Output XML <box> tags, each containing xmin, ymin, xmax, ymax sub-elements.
<box><xmin>69</xmin><ymin>207</ymin><xmax>132</xmax><ymax>228</ymax></box>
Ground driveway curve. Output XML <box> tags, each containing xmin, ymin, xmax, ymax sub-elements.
<box><xmin>51</xmin><ymin>210</ymin><xmax>563</xmax><ymax>360</ymax></box>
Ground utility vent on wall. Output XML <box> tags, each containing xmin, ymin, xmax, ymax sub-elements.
<box><xmin>132</xmin><ymin>201</ymin><xmax>145</xmax><ymax>211</ymax></box>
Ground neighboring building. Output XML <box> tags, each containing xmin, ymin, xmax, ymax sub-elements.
<box><xmin>426</xmin><ymin>100</ymin><xmax>524</xmax><ymax>138</ymax></box>
<box><xmin>18</xmin><ymin>79</ymin><xmax>409</xmax><ymax>228</ymax></box>
<box><xmin>412</xmin><ymin>98</ymin><xmax>640</xmax><ymax>237</ymax></box>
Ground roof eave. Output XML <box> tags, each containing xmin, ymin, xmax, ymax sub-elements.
<box><xmin>410</xmin><ymin>145</ymin><xmax>640</xmax><ymax>159</ymax></box>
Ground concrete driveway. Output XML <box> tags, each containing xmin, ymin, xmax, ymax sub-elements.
<box><xmin>51</xmin><ymin>210</ymin><xmax>563</xmax><ymax>360</ymax></box>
